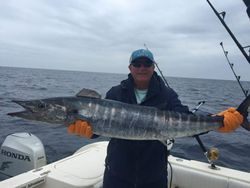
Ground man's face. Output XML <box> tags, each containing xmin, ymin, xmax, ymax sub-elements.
<box><xmin>129</xmin><ymin>57</ymin><xmax>155</xmax><ymax>86</ymax></box>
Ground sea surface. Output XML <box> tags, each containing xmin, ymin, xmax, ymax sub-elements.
<box><xmin>0</xmin><ymin>66</ymin><xmax>250</xmax><ymax>180</ymax></box>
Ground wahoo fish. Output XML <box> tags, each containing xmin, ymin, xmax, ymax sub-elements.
<box><xmin>8</xmin><ymin>89</ymin><xmax>250</xmax><ymax>140</ymax></box>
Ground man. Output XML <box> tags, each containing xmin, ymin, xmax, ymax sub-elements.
<box><xmin>68</xmin><ymin>49</ymin><xmax>243</xmax><ymax>188</ymax></box>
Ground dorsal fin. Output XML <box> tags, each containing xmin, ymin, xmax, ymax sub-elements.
<box><xmin>76</xmin><ymin>88</ymin><xmax>101</xmax><ymax>99</ymax></box>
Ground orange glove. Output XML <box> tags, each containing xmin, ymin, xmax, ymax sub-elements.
<box><xmin>67</xmin><ymin>120</ymin><xmax>93</xmax><ymax>138</ymax></box>
<box><xmin>217</xmin><ymin>107</ymin><xmax>243</xmax><ymax>133</ymax></box>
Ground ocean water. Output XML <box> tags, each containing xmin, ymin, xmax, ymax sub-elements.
<box><xmin>0</xmin><ymin>66</ymin><xmax>250</xmax><ymax>179</ymax></box>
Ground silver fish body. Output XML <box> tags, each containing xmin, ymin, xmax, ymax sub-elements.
<box><xmin>8</xmin><ymin>96</ymin><xmax>224</xmax><ymax>140</ymax></box>
<box><xmin>75</xmin><ymin>97</ymin><xmax>224</xmax><ymax>140</ymax></box>
<box><xmin>8</xmin><ymin>88</ymin><xmax>250</xmax><ymax>140</ymax></box>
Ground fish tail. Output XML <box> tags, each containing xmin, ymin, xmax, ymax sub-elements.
<box><xmin>237</xmin><ymin>95</ymin><xmax>250</xmax><ymax>131</ymax></box>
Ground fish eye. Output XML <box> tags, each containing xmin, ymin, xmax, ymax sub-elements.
<box><xmin>38</xmin><ymin>103</ymin><xmax>46</xmax><ymax>108</ymax></box>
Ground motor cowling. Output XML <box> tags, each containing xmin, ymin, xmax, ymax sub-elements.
<box><xmin>0</xmin><ymin>132</ymin><xmax>46</xmax><ymax>178</ymax></box>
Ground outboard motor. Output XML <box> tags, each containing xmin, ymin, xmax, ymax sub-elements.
<box><xmin>0</xmin><ymin>132</ymin><xmax>46</xmax><ymax>178</ymax></box>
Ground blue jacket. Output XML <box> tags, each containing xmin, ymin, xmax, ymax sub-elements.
<box><xmin>105</xmin><ymin>72</ymin><xmax>189</xmax><ymax>183</ymax></box>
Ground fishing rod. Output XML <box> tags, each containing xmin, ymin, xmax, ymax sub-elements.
<box><xmin>192</xmin><ymin>101</ymin><xmax>219</xmax><ymax>169</ymax></box>
<box><xmin>144</xmin><ymin>45</ymin><xmax>218</xmax><ymax>166</ymax></box>
<box><xmin>219</xmin><ymin>43</ymin><xmax>250</xmax><ymax>131</ymax></box>
<box><xmin>143</xmin><ymin>44</ymin><xmax>170</xmax><ymax>87</ymax></box>
<box><xmin>220</xmin><ymin>42</ymin><xmax>249</xmax><ymax>97</ymax></box>
<box><xmin>154</xmin><ymin>62</ymin><xmax>170</xmax><ymax>87</ymax></box>
<box><xmin>207</xmin><ymin>1</ymin><xmax>250</xmax><ymax>127</ymax></box>
<box><xmin>206</xmin><ymin>0</ymin><xmax>250</xmax><ymax>65</ymax></box>
<box><xmin>242</xmin><ymin>0</ymin><xmax>250</xmax><ymax>18</ymax></box>
<box><xmin>204</xmin><ymin>1</ymin><xmax>250</xmax><ymax>166</ymax></box>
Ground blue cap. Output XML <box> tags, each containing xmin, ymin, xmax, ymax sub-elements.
<box><xmin>129</xmin><ymin>49</ymin><xmax>155</xmax><ymax>64</ymax></box>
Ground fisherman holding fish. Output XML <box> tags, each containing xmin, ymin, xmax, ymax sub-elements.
<box><xmin>9</xmin><ymin>49</ymin><xmax>248</xmax><ymax>187</ymax></box>
<box><xmin>68</xmin><ymin>49</ymin><xmax>244</xmax><ymax>188</ymax></box>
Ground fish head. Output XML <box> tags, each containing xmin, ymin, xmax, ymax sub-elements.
<box><xmin>8</xmin><ymin>98</ymin><xmax>68</xmax><ymax>124</ymax></box>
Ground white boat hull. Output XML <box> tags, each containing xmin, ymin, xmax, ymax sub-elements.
<box><xmin>0</xmin><ymin>141</ymin><xmax>249</xmax><ymax>188</ymax></box>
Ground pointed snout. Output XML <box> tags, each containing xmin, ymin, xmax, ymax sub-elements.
<box><xmin>7</xmin><ymin>111</ymin><xmax>28</xmax><ymax>117</ymax></box>
<box><xmin>7</xmin><ymin>100</ymin><xmax>34</xmax><ymax>118</ymax></box>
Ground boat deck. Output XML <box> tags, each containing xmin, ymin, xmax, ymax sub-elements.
<box><xmin>0</xmin><ymin>141</ymin><xmax>249</xmax><ymax>188</ymax></box>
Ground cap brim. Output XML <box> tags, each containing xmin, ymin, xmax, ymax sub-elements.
<box><xmin>130</xmin><ymin>57</ymin><xmax>154</xmax><ymax>64</ymax></box>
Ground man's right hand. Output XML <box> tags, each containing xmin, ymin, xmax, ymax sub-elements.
<box><xmin>67</xmin><ymin>120</ymin><xmax>93</xmax><ymax>138</ymax></box>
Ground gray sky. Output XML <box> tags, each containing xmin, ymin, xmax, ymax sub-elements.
<box><xmin>0</xmin><ymin>0</ymin><xmax>250</xmax><ymax>80</ymax></box>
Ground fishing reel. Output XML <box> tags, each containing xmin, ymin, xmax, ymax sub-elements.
<box><xmin>207</xmin><ymin>147</ymin><xmax>220</xmax><ymax>161</ymax></box>
<box><xmin>192</xmin><ymin>101</ymin><xmax>220</xmax><ymax>169</ymax></box>
<box><xmin>206</xmin><ymin>147</ymin><xmax>220</xmax><ymax>169</ymax></box>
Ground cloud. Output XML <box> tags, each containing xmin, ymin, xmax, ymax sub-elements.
<box><xmin>0</xmin><ymin>0</ymin><xmax>249</xmax><ymax>80</ymax></box>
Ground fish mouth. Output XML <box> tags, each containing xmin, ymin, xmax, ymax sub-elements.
<box><xmin>12</xmin><ymin>100</ymin><xmax>32</xmax><ymax>109</ymax></box>
<box><xmin>7</xmin><ymin>100</ymin><xmax>34</xmax><ymax>117</ymax></box>
<box><xmin>7</xmin><ymin>110</ymin><xmax>32</xmax><ymax>117</ymax></box>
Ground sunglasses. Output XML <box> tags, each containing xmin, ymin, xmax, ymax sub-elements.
<box><xmin>131</xmin><ymin>61</ymin><xmax>153</xmax><ymax>68</ymax></box>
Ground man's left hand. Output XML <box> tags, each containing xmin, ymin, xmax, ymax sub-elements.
<box><xmin>217</xmin><ymin>107</ymin><xmax>243</xmax><ymax>133</ymax></box>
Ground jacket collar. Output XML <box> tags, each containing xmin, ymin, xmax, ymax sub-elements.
<box><xmin>121</xmin><ymin>72</ymin><xmax>164</xmax><ymax>103</ymax></box>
